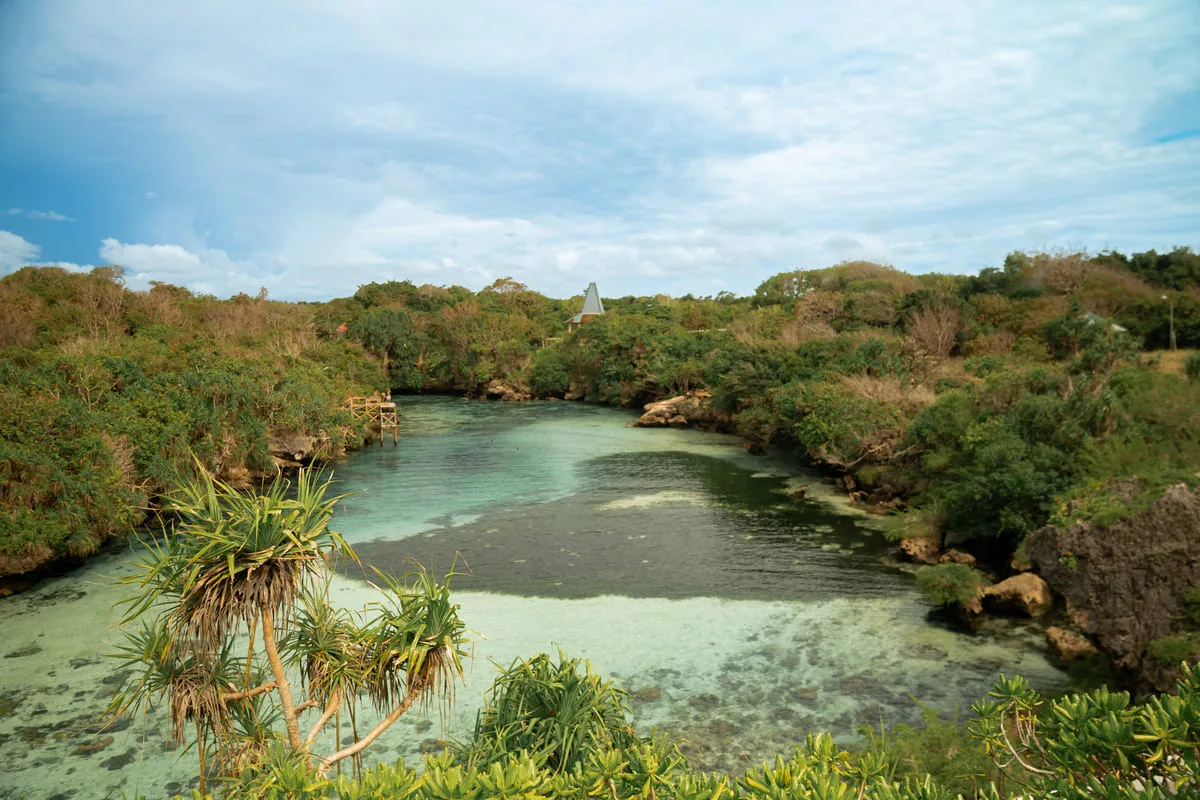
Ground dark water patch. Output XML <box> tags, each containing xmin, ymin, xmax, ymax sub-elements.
<box><xmin>346</xmin><ymin>451</ymin><xmax>905</xmax><ymax>601</ymax></box>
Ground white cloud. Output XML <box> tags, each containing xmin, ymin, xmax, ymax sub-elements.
<box><xmin>0</xmin><ymin>231</ymin><xmax>42</xmax><ymax>273</ymax></box>
<box><xmin>98</xmin><ymin>238</ymin><xmax>261</xmax><ymax>296</ymax></box>
<box><xmin>1</xmin><ymin>0</ymin><xmax>1197</xmax><ymax>298</ymax></box>
<box><xmin>4</xmin><ymin>208</ymin><xmax>75</xmax><ymax>222</ymax></box>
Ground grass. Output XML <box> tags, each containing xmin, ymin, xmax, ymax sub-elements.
<box><xmin>1148</xmin><ymin>348</ymin><xmax>1198</xmax><ymax>376</ymax></box>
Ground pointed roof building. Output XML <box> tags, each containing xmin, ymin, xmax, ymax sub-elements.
<box><xmin>568</xmin><ymin>282</ymin><xmax>605</xmax><ymax>329</ymax></box>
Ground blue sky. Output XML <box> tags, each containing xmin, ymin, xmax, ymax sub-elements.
<box><xmin>0</xmin><ymin>1</ymin><xmax>1197</xmax><ymax>300</ymax></box>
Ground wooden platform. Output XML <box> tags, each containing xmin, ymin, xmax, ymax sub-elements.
<box><xmin>346</xmin><ymin>393</ymin><xmax>398</xmax><ymax>445</ymax></box>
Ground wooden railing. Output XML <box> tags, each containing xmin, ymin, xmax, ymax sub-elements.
<box><xmin>345</xmin><ymin>393</ymin><xmax>398</xmax><ymax>445</ymax></box>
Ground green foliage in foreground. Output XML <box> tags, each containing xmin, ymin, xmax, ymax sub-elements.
<box><xmin>173</xmin><ymin>662</ymin><xmax>1200</xmax><ymax>800</ymax></box>
<box><xmin>112</xmin><ymin>469</ymin><xmax>470</xmax><ymax>795</ymax></box>
<box><xmin>458</xmin><ymin>650</ymin><xmax>639</xmax><ymax>772</ymax></box>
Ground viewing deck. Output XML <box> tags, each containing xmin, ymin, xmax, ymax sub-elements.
<box><xmin>345</xmin><ymin>393</ymin><xmax>398</xmax><ymax>445</ymax></box>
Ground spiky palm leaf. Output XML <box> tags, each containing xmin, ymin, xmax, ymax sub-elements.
<box><xmin>109</xmin><ymin>618</ymin><xmax>242</xmax><ymax>744</ymax></box>
<box><xmin>121</xmin><ymin>465</ymin><xmax>356</xmax><ymax>653</ymax></box>
<box><xmin>362</xmin><ymin>565</ymin><xmax>469</xmax><ymax>717</ymax></box>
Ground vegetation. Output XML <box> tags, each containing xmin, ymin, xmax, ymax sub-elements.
<box><xmin>459</xmin><ymin>650</ymin><xmax>639</xmax><ymax>772</ymax></box>
<box><xmin>111</xmin><ymin>468</ymin><xmax>469</xmax><ymax>794</ymax></box>
<box><xmin>166</xmin><ymin>655</ymin><xmax>1200</xmax><ymax>799</ymax></box>
<box><xmin>915</xmin><ymin>564</ymin><xmax>990</xmax><ymax>608</ymax></box>
<box><xmin>0</xmin><ymin>267</ymin><xmax>382</xmax><ymax>572</ymax></box>
<box><xmin>4</xmin><ymin>247</ymin><xmax>1198</xmax><ymax>576</ymax></box>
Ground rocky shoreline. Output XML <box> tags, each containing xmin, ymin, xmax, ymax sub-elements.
<box><xmin>6</xmin><ymin>385</ymin><xmax>1194</xmax><ymax>698</ymax></box>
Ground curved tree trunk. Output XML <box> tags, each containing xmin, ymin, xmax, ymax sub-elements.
<box><xmin>317</xmin><ymin>685</ymin><xmax>420</xmax><ymax>777</ymax></box>
<box><xmin>260</xmin><ymin>611</ymin><xmax>304</xmax><ymax>752</ymax></box>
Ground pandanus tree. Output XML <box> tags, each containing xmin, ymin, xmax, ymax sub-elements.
<box><xmin>110</xmin><ymin>466</ymin><xmax>469</xmax><ymax>793</ymax></box>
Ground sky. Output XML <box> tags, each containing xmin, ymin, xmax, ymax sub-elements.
<box><xmin>0</xmin><ymin>1</ymin><xmax>1197</xmax><ymax>301</ymax></box>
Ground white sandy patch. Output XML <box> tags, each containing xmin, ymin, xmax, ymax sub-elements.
<box><xmin>595</xmin><ymin>490</ymin><xmax>709</xmax><ymax>511</ymax></box>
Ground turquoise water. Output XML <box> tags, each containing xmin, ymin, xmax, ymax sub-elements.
<box><xmin>0</xmin><ymin>398</ymin><xmax>1076</xmax><ymax>798</ymax></box>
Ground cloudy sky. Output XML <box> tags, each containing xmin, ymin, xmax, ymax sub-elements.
<box><xmin>0</xmin><ymin>1</ymin><xmax>1197</xmax><ymax>300</ymax></box>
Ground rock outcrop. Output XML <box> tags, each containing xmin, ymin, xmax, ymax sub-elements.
<box><xmin>981</xmin><ymin>573</ymin><xmax>1052</xmax><ymax>617</ymax></box>
<box><xmin>1027</xmin><ymin>482</ymin><xmax>1200</xmax><ymax>691</ymax></box>
<box><xmin>1045</xmin><ymin>627</ymin><xmax>1101</xmax><ymax>663</ymax></box>
<box><xmin>898</xmin><ymin>535</ymin><xmax>942</xmax><ymax>565</ymax></box>
<box><xmin>634</xmin><ymin>391</ymin><xmax>731</xmax><ymax>431</ymax></box>
<box><xmin>269</xmin><ymin>431</ymin><xmax>320</xmax><ymax>462</ymax></box>
<box><xmin>485</xmin><ymin>380</ymin><xmax>531</xmax><ymax>402</ymax></box>
<box><xmin>939</xmin><ymin>549</ymin><xmax>976</xmax><ymax>566</ymax></box>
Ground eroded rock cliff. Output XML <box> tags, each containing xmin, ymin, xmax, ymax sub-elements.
<box><xmin>1027</xmin><ymin>482</ymin><xmax>1200</xmax><ymax>692</ymax></box>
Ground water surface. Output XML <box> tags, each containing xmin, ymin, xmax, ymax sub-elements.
<box><xmin>0</xmin><ymin>397</ymin><xmax>1076</xmax><ymax>798</ymax></box>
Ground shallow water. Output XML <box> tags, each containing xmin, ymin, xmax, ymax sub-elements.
<box><xmin>0</xmin><ymin>398</ymin><xmax>1079</xmax><ymax>798</ymax></box>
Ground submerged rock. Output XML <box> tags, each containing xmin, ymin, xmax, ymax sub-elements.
<box><xmin>981</xmin><ymin>573</ymin><xmax>1052</xmax><ymax>617</ymax></box>
<box><xmin>792</xmin><ymin>687</ymin><xmax>818</xmax><ymax>704</ymax></box>
<box><xmin>72</xmin><ymin>736</ymin><xmax>113</xmax><ymax>756</ymax></box>
<box><xmin>688</xmin><ymin>693</ymin><xmax>720</xmax><ymax>712</ymax></box>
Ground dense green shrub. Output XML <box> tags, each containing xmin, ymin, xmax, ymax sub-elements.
<box><xmin>1187</xmin><ymin>351</ymin><xmax>1200</xmax><ymax>381</ymax></box>
<box><xmin>915</xmin><ymin>564</ymin><xmax>989</xmax><ymax>607</ymax></box>
<box><xmin>458</xmin><ymin>650</ymin><xmax>638</xmax><ymax>772</ymax></box>
<box><xmin>529</xmin><ymin>346</ymin><xmax>570</xmax><ymax>395</ymax></box>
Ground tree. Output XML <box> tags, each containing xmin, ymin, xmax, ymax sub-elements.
<box><xmin>110</xmin><ymin>467</ymin><xmax>469</xmax><ymax>792</ymax></box>
<box><xmin>350</xmin><ymin>308</ymin><xmax>413</xmax><ymax>373</ymax></box>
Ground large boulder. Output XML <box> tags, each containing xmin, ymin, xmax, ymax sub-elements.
<box><xmin>634</xmin><ymin>391</ymin><xmax>731</xmax><ymax>431</ymax></box>
<box><xmin>981</xmin><ymin>573</ymin><xmax>1052</xmax><ymax>617</ymax></box>
<box><xmin>1045</xmin><ymin>627</ymin><xmax>1100</xmax><ymax>663</ymax></box>
<box><xmin>269</xmin><ymin>432</ymin><xmax>319</xmax><ymax>462</ymax></box>
<box><xmin>898</xmin><ymin>535</ymin><xmax>942</xmax><ymax>565</ymax></box>
<box><xmin>485</xmin><ymin>380</ymin><xmax>530</xmax><ymax>402</ymax></box>
<box><xmin>1027</xmin><ymin>482</ymin><xmax>1200</xmax><ymax>691</ymax></box>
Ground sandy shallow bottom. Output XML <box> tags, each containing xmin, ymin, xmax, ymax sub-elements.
<box><xmin>0</xmin><ymin>557</ymin><xmax>1071</xmax><ymax>800</ymax></box>
<box><xmin>0</xmin><ymin>399</ymin><xmax>1079</xmax><ymax>798</ymax></box>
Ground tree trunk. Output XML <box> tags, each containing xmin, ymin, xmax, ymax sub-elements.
<box><xmin>260</xmin><ymin>611</ymin><xmax>304</xmax><ymax>752</ymax></box>
<box><xmin>316</xmin><ymin>684</ymin><xmax>420</xmax><ymax>776</ymax></box>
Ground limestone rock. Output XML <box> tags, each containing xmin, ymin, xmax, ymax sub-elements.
<box><xmin>635</xmin><ymin>392</ymin><xmax>731</xmax><ymax>431</ymax></box>
<box><xmin>898</xmin><ymin>535</ymin><xmax>942</xmax><ymax>565</ymax></box>
<box><xmin>1045</xmin><ymin>627</ymin><xmax>1100</xmax><ymax>662</ymax></box>
<box><xmin>268</xmin><ymin>431</ymin><xmax>319</xmax><ymax>462</ymax></box>
<box><xmin>485</xmin><ymin>379</ymin><xmax>530</xmax><ymax>402</ymax></box>
<box><xmin>981</xmin><ymin>573</ymin><xmax>1052</xmax><ymax>617</ymax></box>
<box><xmin>1027</xmin><ymin>482</ymin><xmax>1200</xmax><ymax>691</ymax></box>
<box><xmin>0</xmin><ymin>544</ymin><xmax>54</xmax><ymax>578</ymax></box>
<box><xmin>939</xmin><ymin>549</ymin><xmax>977</xmax><ymax>567</ymax></box>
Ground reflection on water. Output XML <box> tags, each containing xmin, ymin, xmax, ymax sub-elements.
<box><xmin>0</xmin><ymin>397</ymin><xmax>1080</xmax><ymax>798</ymax></box>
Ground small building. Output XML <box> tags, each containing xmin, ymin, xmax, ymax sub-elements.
<box><xmin>1082</xmin><ymin>312</ymin><xmax>1128</xmax><ymax>333</ymax></box>
<box><xmin>567</xmin><ymin>282</ymin><xmax>605</xmax><ymax>332</ymax></box>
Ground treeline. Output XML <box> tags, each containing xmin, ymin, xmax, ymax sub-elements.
<box><xmin>3</xmin><ymin>247</ymin><xmax>1198</xmax><ymax>585</ymax></box>
<box><xmin>0</xmin><ymin>266</ymin><xmax>384</xmax><ymax>578</ymax></box>
<box><xmin>330</xmin><ymin>248</ymin><xmax>1200</xmax><ymax>552</ymax></box>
